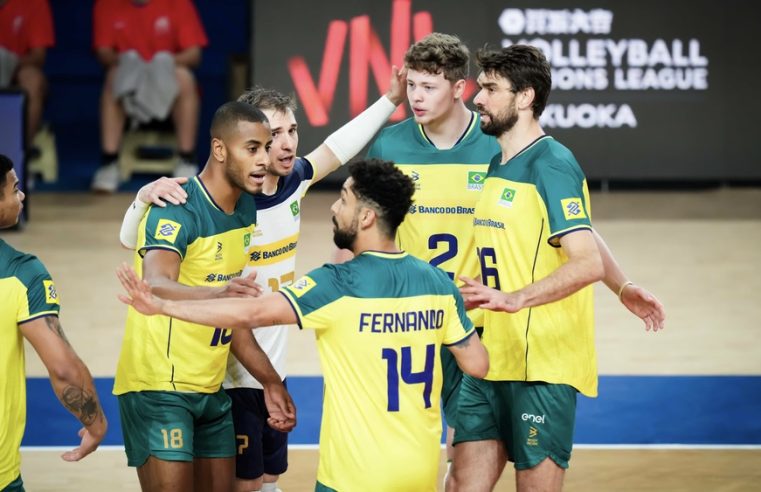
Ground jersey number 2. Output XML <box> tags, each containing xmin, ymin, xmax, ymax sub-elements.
<box><xmin>429</xmin><ymin>233</ymin><xmax>458</xmax><ymax>280</ymax></box>
<box><xmin>381</xmin><ymin>344</ymin><xmax>435</xmax><ymax>412</ymax></box>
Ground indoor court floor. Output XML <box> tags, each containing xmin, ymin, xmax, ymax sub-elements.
<box><xmin>6</xmin><ymin>187</ymin><xmax>761</xmax><ymax>491</ymax></box>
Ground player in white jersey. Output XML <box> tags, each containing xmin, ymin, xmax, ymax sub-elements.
<box><xmin>119</xmin><ymin>70</ymin><xmax>407</xmax><ymax>492</ymax></box>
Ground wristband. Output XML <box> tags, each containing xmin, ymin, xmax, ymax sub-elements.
<box><xmin>617</xmin><ymin>281</ymin><xmax>634</xmax><ymax>301</ymax></box>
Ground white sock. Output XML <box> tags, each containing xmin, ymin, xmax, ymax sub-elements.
<box><xmin>261</xmin><ymin>483</ymin><xmax>280</xmax><ymax>492</ymax></box>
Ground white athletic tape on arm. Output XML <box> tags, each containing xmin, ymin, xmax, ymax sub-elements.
<box><xmin>324</xmin><ymin>95</ymin><xmax>397</xmax><ymax>165</ymax></box>
<box><xmin>119</xmin><ymin>199</ymin><xmax>149</xmax><ymax>249</ymax></box>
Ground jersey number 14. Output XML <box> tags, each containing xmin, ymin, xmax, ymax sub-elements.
<box><xmin>381</xmin><ymin>344</ymin><xmax>435</xmax><ymax>412</ymax></box>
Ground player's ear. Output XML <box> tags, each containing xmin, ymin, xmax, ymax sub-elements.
<box><xmin>359</xmin><ymin>206</ymin><xmax>376</xmax><ymax>229</ymax></box>
<box><xmin>452</xmin><ymin>78</ymin><xmax>466</xmax><ymax>100</ymax></box>
<box><xmin>517</xmin><ymin>87</ymin><xmax>535</xmax><ymax>112</ymax></box>
<box><xmin>211</xmin><ymin>137</ymin><xmax>226</xmax><ymax>163</ymax></box>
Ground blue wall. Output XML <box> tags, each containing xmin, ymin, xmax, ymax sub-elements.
<box><xmin>41</xmin><ymin>0</ymin><xmax>250</xmax><ymax>190</ymax></box>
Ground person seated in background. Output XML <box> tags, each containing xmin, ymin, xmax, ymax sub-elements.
<box><xmin>0</xmin><ymin>0</ymin><xmax>54</xmax><ymax>150</ymax></box>
<box><xmin>91</xmin><ymin>0</ymin><xmax>208</xmax><ymax>193</ymax></box>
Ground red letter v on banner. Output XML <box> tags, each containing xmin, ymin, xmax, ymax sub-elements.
<box><xmin>288</xmin><ymin>20</ymin><xmax>348</xmax><ymax>127</ymax></box>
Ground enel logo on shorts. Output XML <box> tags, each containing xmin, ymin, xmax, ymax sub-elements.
<box><xmin>521</xmin><ymin>413</ymin><xmax>546</xmax><ymax>424</ymax></box>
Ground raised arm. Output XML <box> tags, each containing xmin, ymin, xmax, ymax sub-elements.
<box><xmin>19</xmin><ymin>316</ymin><xmax>107</xmax><ymax>462</ymax></box>
<box><xmin>140</xmin><ymin>249</ymin><xmax>260</xmax><ymax>300</ymax></box>
<box><xmin>118</xmin><ymin>262</ymin><xmax>295</xmax><ymax>328</ymax></box>
<box><xmin>305</xmin><ymin>66</ymin><xmax>407</xmax><ymax>183</ymax></box>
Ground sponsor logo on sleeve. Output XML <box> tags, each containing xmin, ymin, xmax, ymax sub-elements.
<box><xmin>289</xmin><ymin>276</ymin><xmax>316</xmax><ymax>298</ymax></box>
<box><xmin>561</xmin><ymin>198</ymin><xmax>588</xmax><ymax>220</ymax></box>
<box><xmin>290</xmin><ymin>201</ymin><xmax>300</xmax><ymax>217</ymax></box>
<box><xmin>154</xmin><ymin>219</ymin><xmax>182</xmax><ymax>244</ymax></box>
<box><xmin>43</xmin><ymin>280</ymin><xmax>59</xmax><ymax>305</ymax></box>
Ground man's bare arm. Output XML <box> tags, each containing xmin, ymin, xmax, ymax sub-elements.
<box><xmin>141</xmin><ymin>249</ymin><xmax>260</xmax><ymax>300</ymax></box>
<box><xmin>20</xmin><ymin>316</ymin><xmax>107</xmax><ymax>461</ymax></box>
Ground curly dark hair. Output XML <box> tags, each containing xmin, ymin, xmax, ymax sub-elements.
<box><xmin>237</xmin><ymin>86</ymin><xmax>298</xmax><ymax>114</ymax></box>
<box><xmin>0</xmin><ymin>154</ymin><xmax>14</xmax><ymax>198</ymax></box>
<box><xmin>476</xmin><ymin>45</ymin><xmax>551</xmax><ymax>118</ymax></box>
<box><xmin>348</xmin><ymin>159</ymin><xmax>414</xmax><ymax>238</ymax></box>
<box><xmin>404</xmin><ymin>32</ymin><xmax>470</xmax><ymax>82</ymax></box>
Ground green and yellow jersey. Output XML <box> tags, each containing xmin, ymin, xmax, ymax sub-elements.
<box><xmin>114</xmin><ymin>177</ymin><xmax>256</xmax><ymax>395</ymax></box>
<box><xmin>367</xmin><ymin>113</ymin><xmax>500</xmax><ymax>287</ymax></box>
<box><xmin>0</xmin><ymin>239</ymin><xmax>60</xmax><ymax>488</ymax></box>
<box><xmin>280</xmin><ymin>251</ymin><xmax>474</xmax><ymax>491</ymax></box>
<box><xmin>473</xmin><ymin>135</ymin><xmax>597</xmax><ymax>396</ymax></box>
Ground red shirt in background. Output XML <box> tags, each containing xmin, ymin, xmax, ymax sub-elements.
<box><xmin>0</xmin><ymin>0</ymin><xmax>55</xmax><ymax>56</ymax></box>
<box><xmin>93</xmin><ymin>0</ymin><xmax>208</xmax><ymax>61</ymax></box>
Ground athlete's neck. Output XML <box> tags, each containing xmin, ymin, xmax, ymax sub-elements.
<box><xmin>198</xmin><ymin>163</ymin><xmax>242</xmax><ymax>214</ymax></box>
<box><xmin>498</xmin><ymin>118</ymin><xmax>545</xmax><ymax>164</ymax></box>
<box><xmin>261</xmin><ymin>173</ymin><xmax>281</xmax><ymax>196</ymax></box>
<box><xmin>351</xmin><ymin>232</ymin><xmax>400</xmax><ymax>256</ymax></box>
<box><xmin>422</xmin><ymin>102</ymin><xmax>472</xmax><ymax>150</ymax></box>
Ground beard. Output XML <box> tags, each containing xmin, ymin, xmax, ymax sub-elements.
<box><xmin>332</xmin><ymin>216</ymin><xmax>358</xmax><ymax>250</ymax></box>
<box><xmin>224</xmin><ymin>156</ymin><xmax>263</xmax><ymax>195</ymax></box>
<box><xmin>479</xmin><ymin>104</ymin><xmax>518</xmax><ymax>137</ymax></box>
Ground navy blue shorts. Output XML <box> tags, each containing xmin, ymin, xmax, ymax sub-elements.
<box><xmin>226</xmin><ymin>381</ymin><xmax>289</xmax><ymax>480</ymax></box>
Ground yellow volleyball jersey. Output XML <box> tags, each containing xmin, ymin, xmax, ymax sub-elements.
<box><xmin>114</xmin><ymin>177</ymin><xmax>256</xmax><ymax>394</ymax></box>
<box><xmin>281</xmin><ymin>252</ymin><xmax>474</xmax><ymax>491</ymax></box>
<box><xmin>473</xmin><ymin>136</ymin><xmax>598</xmax><ymax>396</ymax></box>
<box><xmin>0</xmin><ymin>239</ymin><xmax>60</xmax><ymax>488</ymax></box>
<box><xmin>367</xmin><ymin>113</ymin><xmax>500</xmax><ymax>291</ymax></box>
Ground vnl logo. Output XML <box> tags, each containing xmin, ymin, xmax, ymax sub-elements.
<box><xmin>287</xmin><ymin>0</ymin><xmax>479</xmax><ymax>127</ymax></box>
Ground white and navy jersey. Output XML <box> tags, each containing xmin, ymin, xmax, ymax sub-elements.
<box><xmin>223</xmin><ymin>157</ymin><xmax>315</xmax><ymax>389</ymax></box>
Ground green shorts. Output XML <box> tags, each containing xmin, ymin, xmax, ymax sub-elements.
<box><xmin>315</xmin><ymin>481</ymin><xmax>337</xmax><ymax>491</ymax></box>
<box><xmin>453</xmin><ymin>375</ymin><xmax>577</xmax><ymax>470</ymax></box>
<box><xmin>1</xmin><ymin>475</ymin><xmax>24</xmax><ymax>492</ymax></box>
<box><xmin>118</xmin><ymin>389</ymin><xmax>235</xmax><ymax>467</ymax></box>
<box><xmin>440</xmin><ymin>346</ymin><xmax>463</xmax><ymax>426</ymax></box>
<box><xmin>441</xmin><ymin>327</ymin><xmax>483</xmax><ymax>426</ymax></box>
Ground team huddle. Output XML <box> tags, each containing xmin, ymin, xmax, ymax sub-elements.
<box><xmin>2</xmin><ymin>33</ymin><xmax>665</xmax><ymax>492</ymax></box>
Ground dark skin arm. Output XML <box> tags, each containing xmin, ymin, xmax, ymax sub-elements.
<box><xmin>137</xmin><ymin>255</ymin><xmax>291</xmax><ymax>428</ymax></box>
<box><xmin>20</xmin><ymin>315</ymin><xmax>107</xmax><ymax>461</ymax></box>
<box><xmin>230</xmin><ymin>330</ymin><xmax>297</xmax><ymax>432</ymax></box>
<box><xmin>141</xmin><ymin>249</ymin><xmax>261</xmax><ymax>300</ymax></box>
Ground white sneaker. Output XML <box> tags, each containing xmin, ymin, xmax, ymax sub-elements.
<box><xmin>173</xmin><ymin>161</ymin><xmax>198</xmax><ymax>178</ymax></box>
<box><xmin>91</xmin><ymin>162</ymin><xmax>120</xmax><ymax>193</ymax></box>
